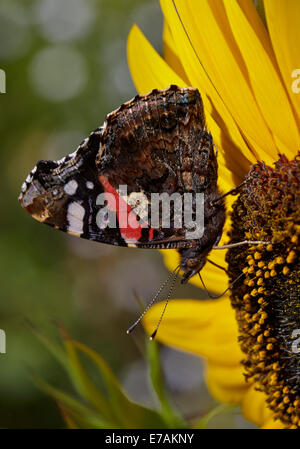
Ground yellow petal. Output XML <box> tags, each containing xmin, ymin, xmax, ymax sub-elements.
<box><xmin>237</xmin><ymin>0</ymin><xmax>272</xmax><ymax>53</ymax></box>
<box><xmin>142</xmin><ymin>297</ymin><xmax>243</xmax><ymax>365</ymax></box>
<box><xmin>163</xmin><ymin>21</ymin><xmax>189</xmax><ymax>84</ymax></box>
<box><xmin>205</xmin><ymin>362</ymin><xmax>248</xmax><ymax>404</ymax></box>
<box><xmin>206</xmin><ymin>362</ymin><xmax>246</xmax><ymax>389</ymax></box>
<box><xmin>224</xmin><ymin>0</ymin><xmax>300</xmax><ymax>158</ymax></box>
<box><xmin>264</xmin><ymin>0</ymin><xmax>300</xmax><ymax>132</ymax></box>
<box><xmin>160</xmin><ymin>0</ymin><xmax>275</xmax><ymax>165</ymax></box>
<box><xmin>241</xmin><ymin>384</ymin><xmax>277</xmax><ymax>427</ymax></box>
<box><xmin>159</xmin><ymin>0</ymin><xmax>257</xmax><ymax>173</ymax></box>
<box><xmin>261</xmin><ymin>418</ymin><xmax>286</xmax><ymax>429</ymax></box>
<box><xmin>127</xmin><ymin>24</ymin><xmax>186</xmax><ymax>94</ymax></box>
<box><xmin>241</xmin><ymin>385</ymin><xmax>267</xmax><ymax>426</ymax></box>
<box><xmin>242</xmin><ymin>385</ymin><xmax>286</xmax><ymax>428</ymax></box>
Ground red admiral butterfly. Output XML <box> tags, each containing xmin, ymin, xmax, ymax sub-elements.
<box><xmin>19</xmin><ymin>86</ymin><xmax>227</xmax><ymax>284</ymax></box>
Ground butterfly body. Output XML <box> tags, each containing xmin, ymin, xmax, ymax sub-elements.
<box><xmin>19</xmin><ymin>86</ymin><xmax>225</xmax><ymax>283</ymax></box>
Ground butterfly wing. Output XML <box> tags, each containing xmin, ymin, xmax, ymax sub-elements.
<box><xmin>19</xmin><ymin>128</ymin><xmax>128</xmax><ymax>246</ymax></box>
<box><xmin>19</xmin><ymin>86</ymin><xmax>220</xmax><ymax>249</ymax></box>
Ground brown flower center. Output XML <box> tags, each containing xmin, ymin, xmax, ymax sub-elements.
<box><xmin>226</xmin><ymin>154</ymin><xmax>300</xmax><ymax>428</ymax></box>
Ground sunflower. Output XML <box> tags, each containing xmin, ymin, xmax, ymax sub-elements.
<box><xmin>127</xmin><ymin>0</ymin><xmax>299</xmax><ymax>429</ymax></box>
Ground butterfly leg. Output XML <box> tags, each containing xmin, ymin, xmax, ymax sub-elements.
<box><xmin>198</xmin><ymin>271</ymin><xmax>244</xmax><ymax>299</ymax></box>
<box><xmin>213</xmin><ymin>240</ymin><xmax>271</xmax><ymax>250</ymax></box>
<box><xmin>207</xmin><ymin>258</ymin><xmax>227</xmax><ymax>272</ymax></box>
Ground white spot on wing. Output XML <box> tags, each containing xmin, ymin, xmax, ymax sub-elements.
<box><xmin>64</xmin><ymin>179</ymin><xmax>78</xmax><ymax>195</ymax></box>
<box><xmin>67</xmin><ymin>202</ymin><xmax>85</xmax><ymax>235</ymax></box>
<box><xmin>86</xmin><ymin>181</ymin><xmax>94</xmax><ymax>189</ymax></box>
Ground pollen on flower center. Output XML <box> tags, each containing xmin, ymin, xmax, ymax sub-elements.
<box><xmin>226</xmin><ymin>154</ymin><xmax>300</xmax><ymax>429</ymax></box>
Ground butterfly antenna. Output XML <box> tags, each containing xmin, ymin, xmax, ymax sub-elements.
<box><xmin>127</xmin><ymin>265</ymin><xmax>180</xmax><ymax>335</ymax></box>
<box><xmin>150</xmin><ymin>266</ymin><xmax>179</xmax><ymax>341</ymax></box>
<box><xmin>198</xmin><ymin>271</ymin><xmax>244</xmax><ymax>299</ymax></box>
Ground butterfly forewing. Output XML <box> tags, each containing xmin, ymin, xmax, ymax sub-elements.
<box><xmin>19</xmin><ymin>86</ymin><xmax>225</xmax><ymax>276</ymax></box>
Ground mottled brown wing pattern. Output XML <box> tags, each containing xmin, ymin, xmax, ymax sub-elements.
<box><xmin>97</xmin><ymin>85</ymin><xmax>214</xmax><ymax>195</ymax></box>
<box><xmin>96</xmin><ymin>85</ymin><xmax>220</xmax><ymax>247</ymax></box>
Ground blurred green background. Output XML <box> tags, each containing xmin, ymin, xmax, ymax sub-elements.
<box><xmin>0</xmin><ymin>0</ymin><xmax>253</xmax><ymax>428</ymax></box>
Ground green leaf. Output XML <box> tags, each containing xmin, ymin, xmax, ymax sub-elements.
<box><xmin>32</xmin><ymin>324</ymin><xmax>169</xmax><ymax>428</ymax></box>
<box><xmin>62</xmin><ymin>337</ymin><xmax>116</xmax><ymax>423</ymax></box>
<box><xmin>68</xmin><ymin>339</ymin><xmax>167</xmax><ymax>428</ymax></box>
<box><xmin>57</xmin><ymin>406</ymin><xmax>79</xmax><ymax>429</ymax></box>
<box><xmin>32</xmin><ymin>374</ymin><xmax>110</xmax><ymax>429</ymax></box>
<box><xmin>29</xmin><ymin>322</ymin><xmax>114</xmax><ymax>421</ymax></box>
<box><xmin>147</xmin><ymin>339</ymin><xmax>187</xmax><ymax>428</ymax></box>
<box><xmin>27</xmin><ymin>321</ymin><xmax>68</xmax><ymax>369</ymax></box>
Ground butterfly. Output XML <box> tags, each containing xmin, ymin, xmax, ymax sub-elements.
<box><xmin>19</xmin><ymin>85</ymin><xmax>226</xmax><ymax>284</ymax></box>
